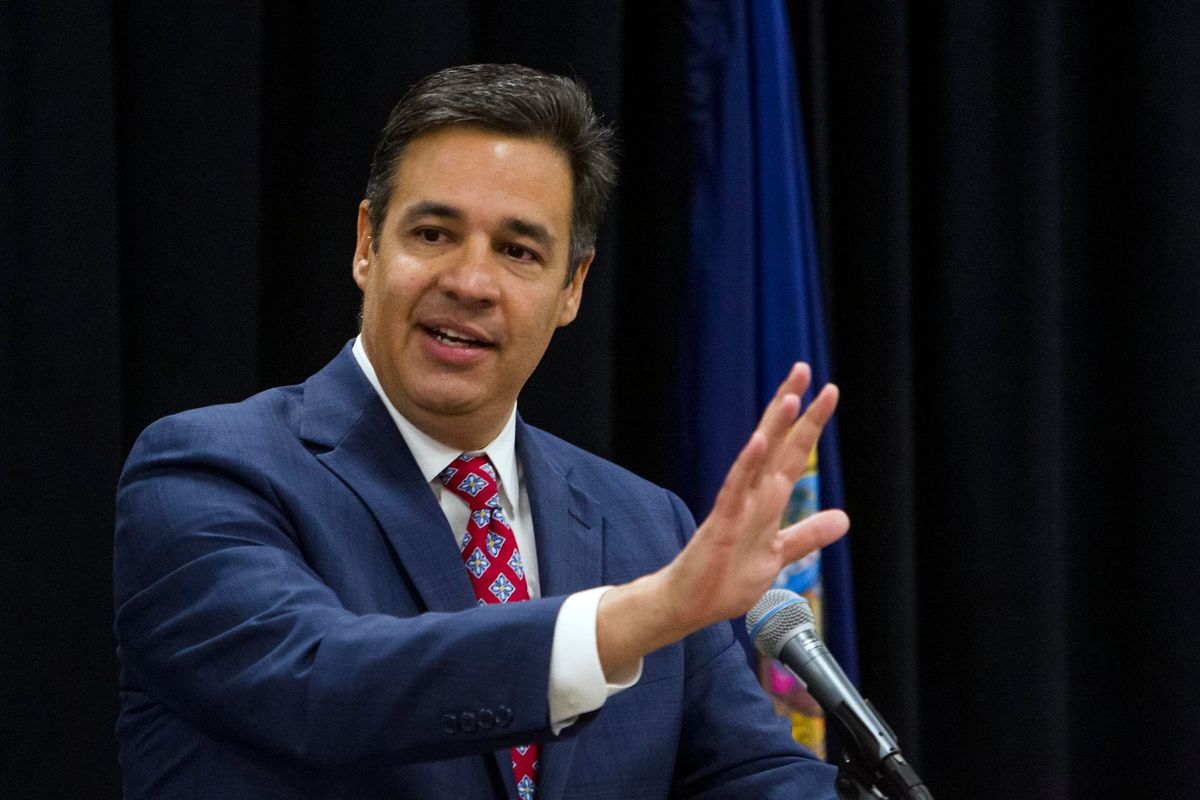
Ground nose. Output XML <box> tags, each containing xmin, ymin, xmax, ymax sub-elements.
<box><xmin>436</xmin><ymin>235</ymin><xmax>501</xmax><ymax>306</ymax></box>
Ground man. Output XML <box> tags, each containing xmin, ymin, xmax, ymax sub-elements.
<box><xmin>114</xmin><ymin>63</ymin><xmax>850</xmax><ymax>798</ymax></box>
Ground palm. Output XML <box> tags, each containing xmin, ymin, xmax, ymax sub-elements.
<box><xmin>669</xmin><ymin>363</ymin><xmax>849</xmax><ymax>630</ymax></box>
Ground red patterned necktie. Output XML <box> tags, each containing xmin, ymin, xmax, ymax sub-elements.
<box><xmin>439</xmin><ymin>453</ymin><xmax>538</xmax><ymax>800</ymax></box>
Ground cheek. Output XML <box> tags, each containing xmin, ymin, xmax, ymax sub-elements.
<box><xmin>367</xmin><ymin>264</ymin><xmax>421</xmax><ymax>315</ymax></box>
<box><xmin>361</xmin><ymin>281</ymin><xmax>406</xmax><ymax>341</ymax></box>
<box><xmin>515</xmin><ymin>299</ymin><xmax>572</xmax><ymax>355</ymax></box>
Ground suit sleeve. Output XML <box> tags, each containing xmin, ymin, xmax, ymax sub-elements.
<box><xmin>113</xmin><ymin>412</ymin><xmax>564</xmax><ymax>767</ymax></box>
<box><xmin>663</xmin><ymin>493</ymin><xmax>840</xmax><ymax>799</ymax></box>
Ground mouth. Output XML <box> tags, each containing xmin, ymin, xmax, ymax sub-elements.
<box><xmin>421</xmin><ymin>324</ymin><xmax>495</xmax><ymax>349</ymax></box>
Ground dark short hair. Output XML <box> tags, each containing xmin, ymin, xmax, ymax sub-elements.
<box><xmin>364</xmin><ymin>63</ymin><xmax>618</xmax><ymax>281</ymax></box>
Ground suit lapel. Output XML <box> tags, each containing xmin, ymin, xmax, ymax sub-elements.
<box><xmin>517</xmin><ymin>419</ymin><xmax>603</xmax><ymax>598</ymax></box>
<box><xmin>515</xmin><ymin>419</ymin><xmax>604</xmax><ymax>799</ymax></box>
<box><xmin>299</xmin><ymin>343</ymin><xmax>475</xmax><ymax>613</ymax></box>
<box><xmin>300</xmin><ymin>350</ymin><xmax>604</xmax><ymax>797</ymax></box>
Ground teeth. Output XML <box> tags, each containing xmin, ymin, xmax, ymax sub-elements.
<box><xmin>433</xmin><ymin>326</ymin><xmax>481</xmax><ymax>345</ymax></box>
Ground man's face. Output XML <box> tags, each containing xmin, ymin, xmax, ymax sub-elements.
<box><xmin>353</xmin><ymin>125</ymin><xmax>591</xmax><ymax>449</ymax></box>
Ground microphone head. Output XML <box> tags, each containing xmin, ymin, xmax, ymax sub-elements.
<box><xmin>746</xmin><ymin>589</ymin><xmax>815</xmax><ymax>658</ymax></box>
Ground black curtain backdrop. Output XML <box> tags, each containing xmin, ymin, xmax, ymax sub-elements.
<box><xmin>792</xmin><ymin>4</ymin><xmax>1200</xmax><ymax>797</ymax></box>
<box><xmin>3</xmin><ymin>2</ymin><xmax>1198</xmax><ymax>797</ymax></box>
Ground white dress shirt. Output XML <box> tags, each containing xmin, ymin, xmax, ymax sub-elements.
<box><xmin>352</xmin><ymin>336</ymin><xmax>640</xmax><ymax>732</ymax></box>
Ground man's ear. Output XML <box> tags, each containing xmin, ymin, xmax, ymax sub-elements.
<box><xmin>557</xmin><ymin>252</ymin><xmax>594</xmax><ymax>327</ymax></box>
<box><xmin>353</xmin><ymin>200</ymin><xmax>372</xmax><ymax>290</ymax></box>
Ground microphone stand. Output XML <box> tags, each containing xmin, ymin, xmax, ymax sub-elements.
<box><xmin>833</xmin><ymin>742</ymin><xmax>935</xmax><ymax>800</ymax></box>
<box><xmin>835</xmin><ymin>747</ymin><xmax>887</xmax><ymax>799</ymax></box>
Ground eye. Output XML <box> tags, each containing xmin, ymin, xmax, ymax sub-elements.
<box><xmin>414</xmin><ymin>227</ymin><xmax>448</xmax><ymax>244</ymax></box>
<box><xmin>503</xmin><ymin>244</ymin><xmax>539</xmax><ymax>263</ymax></box>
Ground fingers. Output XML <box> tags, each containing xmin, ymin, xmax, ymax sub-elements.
<box><xmin>778</xmin><ymin>383</ymin><xmax>840</xmax><ymax>476</ymax></box>
<box><xmin>754</xmin><ymin>363</ymin><xmax>839</xmax><ymax>480</ymax></box>
<box><xmin>717</xmin><ymin>430</ymin><xmax>767</xmax><ymax>505</ymax></box>
<box><xmin>771</xmin><ymin>362</ymin><xmax>812</xmax><ymax>406</ymax></box>
<box><xmin>718</xmin><ymin>364</ymin><xmax>838</xmax><ymax>515</ymax></box>
<box><xmin>777</xmin><ymin>509</ymin><xmax>850</xmax><ymax>563</ymax></box>
<box><xmin>750</xmin><ymin>363</ymin><xmax>812</xmax><ymax>474</ymax></box>
<box><xmin>754</xmin><ymin>366</ymin><xmax>805</xmax><ymax>441</ymax></box>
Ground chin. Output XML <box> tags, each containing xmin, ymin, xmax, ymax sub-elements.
<box><xmin>409</xmin><ymin>385</ymin><xmax>488</xmax><ymax>417</ymax></box>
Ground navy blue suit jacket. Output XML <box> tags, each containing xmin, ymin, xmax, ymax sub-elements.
<box><xmin>114</xmin><ymin>343</ymin><xmax>836</xmax><ymax>798</ymax></box>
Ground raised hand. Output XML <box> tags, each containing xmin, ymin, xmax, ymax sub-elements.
<box><xmin>596</xmin><ymin>364</ymin><xmax>850</xmax><ymax>677</ymax></box>
<box><xmin>662</xmin><ymin>362</ymin><xmax>849</xmax><ymax>630</ymax></box>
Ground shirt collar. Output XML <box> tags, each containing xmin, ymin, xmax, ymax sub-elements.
<box><xmin>351</xmin><ymin>335</ymin><xmax>520</xmax><ymax>502</ymax></box>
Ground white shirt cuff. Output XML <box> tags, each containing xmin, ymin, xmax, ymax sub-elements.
<box><xmin>547</xmin><ymin>585</ymin><xmax>643</xmax><ymax>735</ymax></box>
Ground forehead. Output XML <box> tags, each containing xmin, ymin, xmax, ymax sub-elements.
<box><xmin>386</xmin><ymin>126</ymin><xmax>574</xmax><ymax>229</ymax></box>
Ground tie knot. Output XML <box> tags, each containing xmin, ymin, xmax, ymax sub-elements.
<box><xmin>439</xmin><ymin>453</ymin><xmax>499</xmax><ymax>510</ymax></box>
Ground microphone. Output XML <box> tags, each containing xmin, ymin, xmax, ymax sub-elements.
<box><xmin>746</xmin><ymin>589</ymin><xmax>933</xmax><ymax>800</ymax></box>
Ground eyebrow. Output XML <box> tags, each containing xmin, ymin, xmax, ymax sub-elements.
<box><xmin>400</xmin><ymin>202</ymin><xmax>558</xmax><ymax>253</ymax></box>
<box><xmin>401</xmin><ymin>201</ymin><xmax>464</xmax><ymax>223</ymax></box>
<box><xmin>501</xmin><ymin>217</ymin><xmax>557</xmax><ymax>252</ymax></box>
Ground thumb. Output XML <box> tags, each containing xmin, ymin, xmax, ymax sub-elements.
<box><xmin>778</xmin><ymin>509</ymin><xmax>850</xmax><ymax>563</ymax></box>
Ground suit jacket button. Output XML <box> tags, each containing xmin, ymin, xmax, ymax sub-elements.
<box><xmin>478</xmin><ymin>708</ymin><xmax>495</xmax><ymax>730</ymax></box>
<box><xmin>442</xmin><ymin>714</ymin><xmax>458</xmax><ymax>734</ymax></box>
<box><xmin>495</xmin><ymin>705</ymin><xmax>512</xmax><ymax>727</ymax></box>
<box><xmin>459</xmin><ymin>711</ymin><xmax>477</xmax><ymax>733</ymax></box>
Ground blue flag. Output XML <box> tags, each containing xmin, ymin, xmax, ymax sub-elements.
<box><xmin>683</xmin><ymin>0</ymin><xmax>859</xmax><ymax>757</ymax></box>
